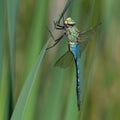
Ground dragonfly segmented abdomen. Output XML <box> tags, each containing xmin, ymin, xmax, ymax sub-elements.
<box><xmin>76</xmin><ymin>59</ymin><xmax>81</xmax><ymax>111</ymax></box>
<box><xmin>70</xmin><ymin>44</ymin><xmax>81</xmax><ymax>111</ymax></box>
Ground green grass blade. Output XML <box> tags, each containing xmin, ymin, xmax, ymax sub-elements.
<box><xmin>0</xmin><ymin>55</ymin><xmax>10</xmax><ymax>120</ymax></box>
<box><xmin>11</xmin><ymin>40</ymin><xmax>50</xmax><ymax>120</ymax></box>
<box><xmin>20</xmin><ymin>1</ymin><xmax>49</xmax><ymax>119</ymax></box>
<box><xmin>7</xmin><ymin>0</ymin><xmax>19</xmax><ymax>94</ymax></box>
<box><xmin>24</xmin><ymin>0</ymin><xmax>49</xmax><ymax>78</ymax></box>
<box><xmin>0</xmin><ymin>0</ymin><xmax>6</xmax><ymax>86</ymax></box>
<box><xmin>0</xmin><ymin>1</ymin><xmax>10</xmax><ymax>120</ymax></box>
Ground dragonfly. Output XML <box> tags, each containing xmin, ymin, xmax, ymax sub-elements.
<box><xmin>47</xmin><ymin>17</ymin><xmax>101</xmax><ymax>111</ymax></box>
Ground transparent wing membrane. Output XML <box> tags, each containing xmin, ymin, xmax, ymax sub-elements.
<box><xmin>78</xmin><ymin>22</ymin><xmax>101</xmax><ymax>55</ymax></box>
<box><xmin>55</xmin><ymin>51</ymin><xmax>74</xmax><ymax>68</ymax></box>
<box><xmin>78</xmin><ymin>39</ymin><xmax>88</xmax><ymax>57</ymax></box>
<box><xmin>80</xmin><ymin>22</ymin><xmax>102</xmax><ymax>36</ymax></box>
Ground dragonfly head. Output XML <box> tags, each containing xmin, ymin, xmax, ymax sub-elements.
<box><xmin>64</xmin><ymin>17</ymin><xmax>76</xmax><ymax>26</ymax></box>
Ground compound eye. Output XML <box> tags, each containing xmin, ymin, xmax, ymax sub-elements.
<box><xmin>64</xmin><ymin>20</ymin><xmax>68</xmax><ymax>25</ymax></box>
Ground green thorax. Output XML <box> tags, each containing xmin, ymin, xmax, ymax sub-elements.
<box><xmin>66</xmin><ymin>26</ymin><xmax>79</xmax><ymax>43</ymax></box>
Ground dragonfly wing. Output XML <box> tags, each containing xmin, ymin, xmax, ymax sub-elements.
<box><xmin>78</xmin><ymin>23</ymin><xmax>101</xmax><ymax>56</ymax></box>
<box><xmin>79</xmin><ymin>22</ymin><xmax>101</xmax><ymax>44</ymax></box>
<box><xmin>78</xmin><ymin>39</ymin><xmax>88</xmax><ymax>57</ymax></box>
<box><xmin>80</xmin><ymin>22</ymin><xmax>101</xmax><ymax>36</ymax></box>
<box><xmin>55</xmin><ymin>51</ymin><xmax>74</xmax><ymax>68</ymax></box>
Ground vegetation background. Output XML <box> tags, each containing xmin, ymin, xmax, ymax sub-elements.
<box><xmin>0</xmin><ymin>0</ymin><xmax>120</xmax><ymax>120</ymax></box>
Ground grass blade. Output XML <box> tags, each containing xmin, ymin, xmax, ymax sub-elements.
<box><xmin>11</xmin><ymin>40</ymin><xmax>50</xmax><ymax>120</ymax></box>
<box><xmin>0</xmin><ymin>0</ymin><xmax>6</xmax><ymax>85</ymax></box>
<box><xmin>24</xmin><ymin>0</ymin><xmax>49</xmax><ymax>79</ymax></box>
<box><xmin>0</xmin><ymin>1</ymin><xmax>11</xmax><ymax>120</ymax></box>
<box><xmin>7</xmin><ymin>0</ymin><xmax>19</xmax><ymax>97</ymax></box>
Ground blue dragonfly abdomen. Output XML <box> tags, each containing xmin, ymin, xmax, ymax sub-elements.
<box><xmin>70</xmin><ymin>44</ymin><xmax>81</xmax><ymax>111</ymax></box>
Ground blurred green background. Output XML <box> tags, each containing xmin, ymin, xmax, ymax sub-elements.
<box><xmin>0</xmin><ymin>0</ymin><xmax>120</xmax><ymax>120</ymax></box>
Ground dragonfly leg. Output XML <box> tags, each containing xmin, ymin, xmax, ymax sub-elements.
<box><xmin>55</xmin><ymin>27</ymin><xmax>64</xmax><ymax>30</ymax></box>
<box><xmin>53</xmin><ymin>21</ymin><xmax>65</xmax><ymax>30</ymax></box>
<box><xmin>47</xmin><ymin>27</ymin><xmax>56</xmax><ymax>41</ymax></box>
<box><xmin>47</xmin><ymin>33</ymin><xmax>65</xmax><ymax>50</ymax></box>
<box><xmin>55</xmin><ymin>25</ymin><xmax>64</xmax><ymax>30</ymax></box>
